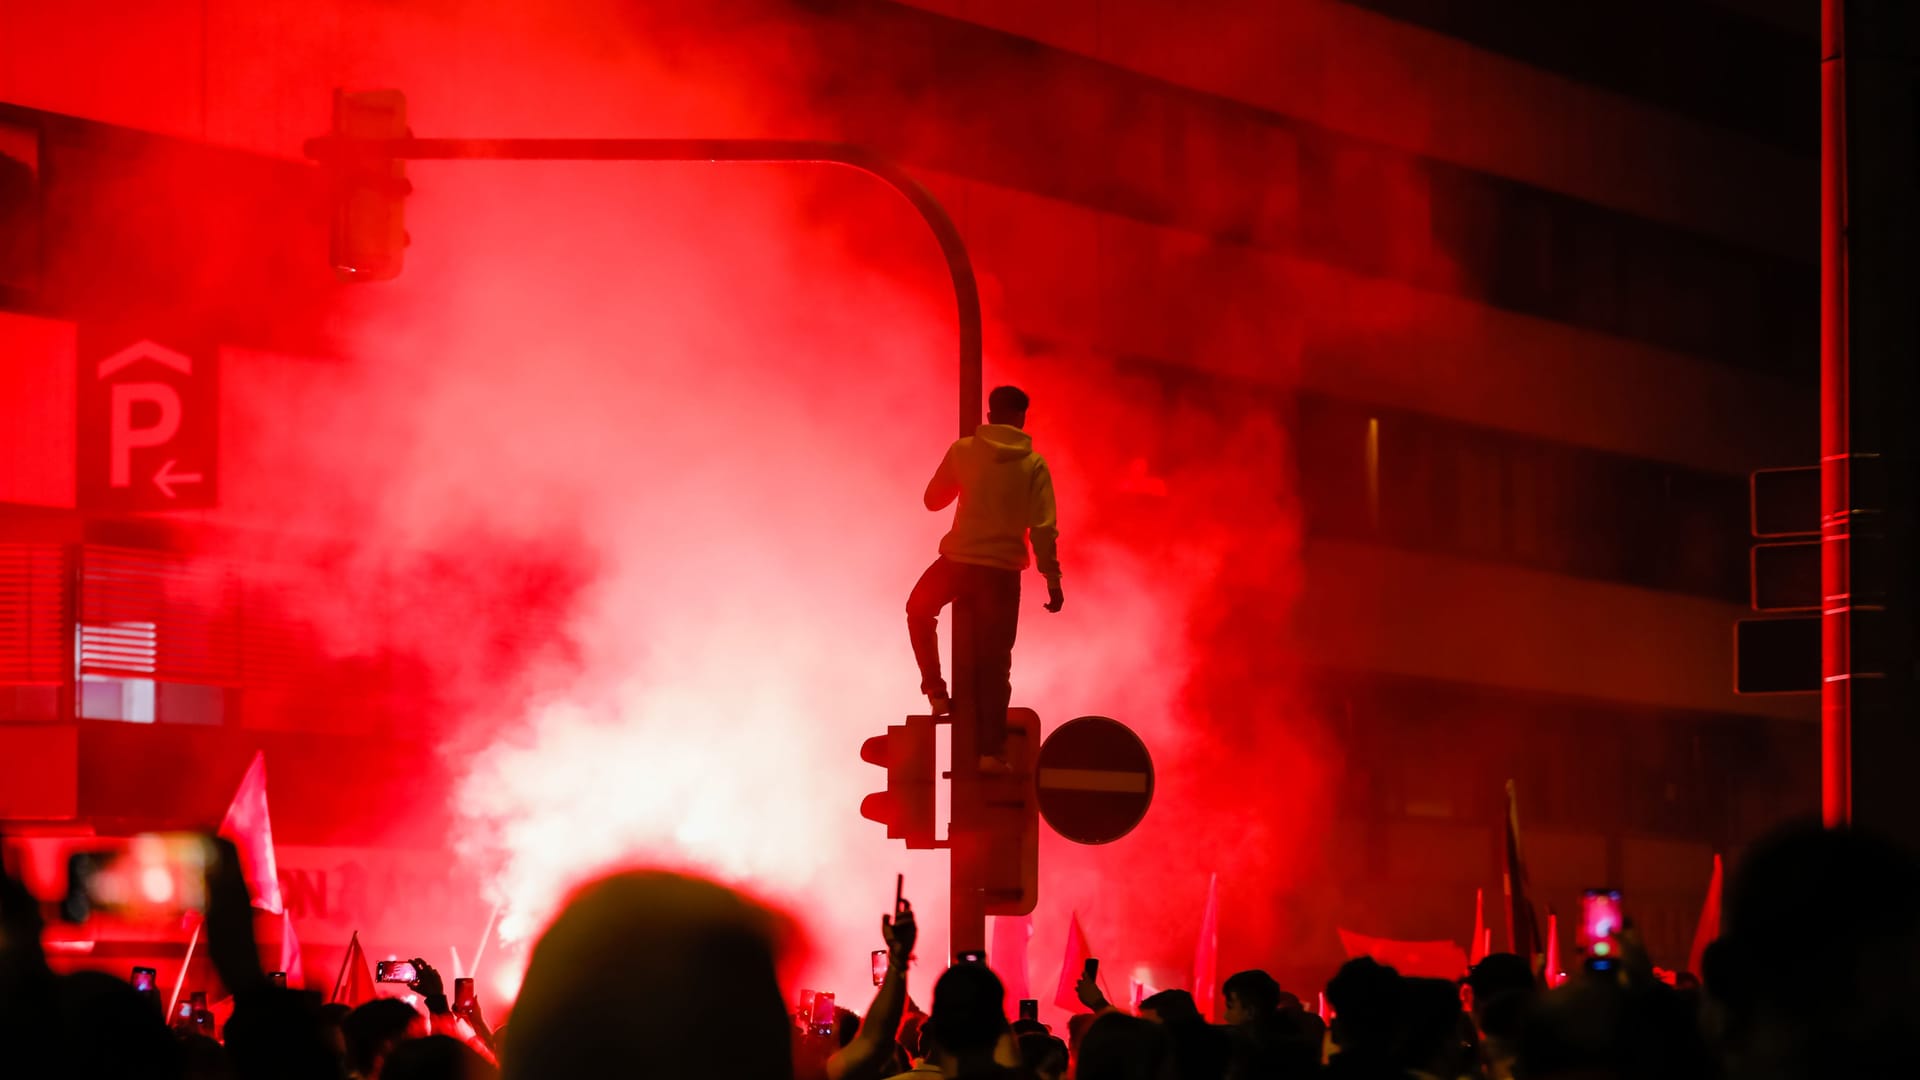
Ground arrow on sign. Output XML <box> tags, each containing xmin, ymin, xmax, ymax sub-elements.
<box><xmin>153</xmin><ymin>459</ymin><xmax>204</xmax><ymax>499</ymax></box>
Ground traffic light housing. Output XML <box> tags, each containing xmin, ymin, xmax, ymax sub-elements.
<box><xmin>860</xmin><ymin>715</ymin><xmax>938</xmax><ymax>849</ymax></box>
<box><xmin>327</xmin><ymin>89</ymin><xmax>410</xmax><ymax>281</ymax></box>
<box><xmin>981</xmin><ymin>708</ymin><xmax>1039</xmax><ymax>916</ymax></box>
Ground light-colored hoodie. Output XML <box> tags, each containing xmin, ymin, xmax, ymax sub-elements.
<box><xmin>924</xmin><ymin>423</ymin><xmax>1061</xmax><ymax>579</ymax></box>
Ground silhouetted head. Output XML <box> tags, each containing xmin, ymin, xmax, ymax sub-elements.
<box><xmin>1703</xmin><ymin>821</ymin><xmax>1920</xmax><ymax>1080</ymax></box>
<box><xmin>1223</xmin><ymin>969</ymin><xmax>1282</xmax><ymax>1025</ymax></box>
<box><xmin>343</xmin><ymin>998</ymin><xmax>426</xmax><ymax>1078</ymax></box>
<box><xmin>987</xmin><ymin>385</ymin><xmax>1029</xmax><ymax>427</ymax></box>
<box><xmin>1465</xmin><ymin>953</ymin><xmax>1536</xmax><ymax>1026</ymax></box>
<box><xmin>502</xmin><ymin>870</ymin><xmax>793</xmax><ymax>1080</ymax></box>
<box><xmin>1077</xmin><ymin>1012</ymin><xmax>1171</xmax><ymax>1080</ymax></box>
<box><xmin>1325</xmin><ymin>957</ymin><xmax>1402</xmax><ymax>1056</ymax></box>
<box><xmin>49</xmin><ymin>971</ymin><xmax>181</xmax><ymax>1080</ymax></box>
<box><xmin>927</xmin><ymin>962</ymin><xmax>1007</xmax><ymax>1058</ymax></box>
<box><xmin>381</xmin><ymin>1034</ymin><xmax>496</xmax><ymax>1080</ymax></box>
<box><xmin>1019</xmin><ymin>1032</ymin><xmax>1070</xmax><ymax>1080</ymax></box>
<box><xmin>1393</xmin><ymin>978</ymin><xmax>1468</xmax><ymax>1077</ymax></box>
<box><xmin>1140</xmin><ymin>988</ymin><xmax>1203</xmax><ymax>1026</ymax></box>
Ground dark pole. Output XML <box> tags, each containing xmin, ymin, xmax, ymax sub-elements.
<box><xmin>1820</xmin><ymin>1</ymin><xmax>1920</xmax><ymax>846</ymax></box>
<box><xmin>1820</xmin><ymin>0</ymin><xmax>1851</xmax><ymax>826</ymax></box>
<box><xmin>306</xmin><ymin>133</ymin><xmax>991</xmax><ymax>955</ymax></box>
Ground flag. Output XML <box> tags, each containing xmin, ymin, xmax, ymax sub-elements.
<box><xmin>991</xmin><ymin>914</ymin><xmax>1032</xmax><ymax>1005</ymax></box>
<box><xmin>1335</xmin><ymin>929</ymin><xmax>1469</xmax><ymax>979</ymax></box>
<box><xmin>331</xmin><ymin>931</ymin><xmax>377</xmax><ymax>1006</ymax></box>
<box><xmin>1470</xmin><ymin>888</ymin><xmax>1488</xmax><ymax>965</ymax></box>
<box><xmin>1503</xmin><ymin>780</ymin><xmax>1542</xmax><ymax>970</ymax></box>
<box><xmin>1053</xmin><ymin>911</ymin><xmax>1096</xmax><ymax>1013</ymax></box>
<box><xmin>278</xmin><ymin>910</ymin><xmax>306</xmax><ymax>989</ymax></box>
<box><xmin>1480</xmin><ymin>928</ymin><xmax>1492</xmax><ymax>961</ymax></box>
<box><xmin>1317</xmin><ymin>991</ymin><xmax>1332</xmax><ymax>1024</ymax></box>
<box><xmin>1544</xmin><ymin>911</ymin><xmax>1563</xmax><ymax>988</ymax></box>
<box><xmin>217</xmin><ymin>752</ymin><xmax>283</xmax><ymax>914</ymax></box>
<box><xmin>1193</xmin><ymin>873</ymin><xmax>1220</xmax><ymax>1021</ymax></box>
<box><xmin>1687</xmin><ymin>853</ymin><xmax>1723</xmax><ymax>977</ymax></box>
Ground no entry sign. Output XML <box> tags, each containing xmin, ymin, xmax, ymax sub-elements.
<box><xmin>1035</xmin><ymin>715</ymin><xmax>1154</xmax><ymax>845</ymax></box>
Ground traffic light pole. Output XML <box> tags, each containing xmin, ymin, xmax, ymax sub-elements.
<box><xmin>305</xmin><ymin>132</ymin><xmax>994</xmax><ymax>958</ymax></box>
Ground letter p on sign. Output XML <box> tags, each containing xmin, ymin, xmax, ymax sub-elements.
<box><xmin>109</xmin><ymin>383</ymin><xmax>182</xmax><ymax>488</ymax></box>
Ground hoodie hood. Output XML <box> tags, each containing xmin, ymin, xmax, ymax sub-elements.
<box><xmin>974</xmin><ymin>423</ymin><xmax>1034</xmax><ymax>461</ymax></box>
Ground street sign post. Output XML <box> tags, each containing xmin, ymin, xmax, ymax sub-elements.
<box><xmin>76</xmin><ymin>332</ymin><xmax>217</xmax><ymax>512</ymax></box>
<box><xmin>1035</xmin><ymin>716</ymin><xmax>1155</xmax><ymax>845</ymax></box>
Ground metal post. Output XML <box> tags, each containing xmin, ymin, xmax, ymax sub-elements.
<box><xmin>1820</xmin><ymin>1</ymin><xmax>1920</xmax><ymax>845</ymax></box>
<box><xmin>1820</xmin><ymin>0</ymin><xmax>1851</xmax><ymax>826</ymax></box>
<box><xmin>305</xmin><ymin>133</ymin><xmax>989</xmax><ymax>955</ymax></box>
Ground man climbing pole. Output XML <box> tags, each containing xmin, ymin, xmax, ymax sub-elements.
<box><xmin>907</xmin><ymin>384</ymin><xmax>1064</xmax><ymax>771</ymax></box>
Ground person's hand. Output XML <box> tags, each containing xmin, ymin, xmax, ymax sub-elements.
<box><xmin>1045</xmin><ymin>580</ymin><xmax>1064</xmax><ymax>613</ymax></box>
<box><xmin>883</xmin><ymin>899</ymin><xmax>917</xmax><ymax>968</ymax></box>
<box><xmin>1075</xmin><ymin>971</ymin><xmax>1107</xmax><ymax>1012</ymax></box>
<box><xmin>408</xmin><ymin>957</ymin><xmax>444</xmax><ymax>998</ymax></box>
<box><xmin>204</xmin><ymin>836</ymin><xmax>267</xmax><ymax>995</ymax></box>
<box><xmin>0</xmin><ymin>845</ymin><xmax>48</xmax><ymax>976</ymax></box>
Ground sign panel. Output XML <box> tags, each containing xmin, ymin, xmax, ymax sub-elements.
<box><xmin>1035</xmin><ymin>715</ymin><xmax>1154</xmax><ymax>845</ymax></box>
<box><xmin>77</xmin><ymin>330</ymin><xmax>217</xmax><ymax>512</ymax></box>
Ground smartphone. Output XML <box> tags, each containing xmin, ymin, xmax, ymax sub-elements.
<box><xmin>1581</xmin><ymin>888</ymin><xmax>1626</xmax><ymax>971</ymax></box>
<box><xmin>62</xmin><ymin>834</ymin><xmax>219</xmax><ymax>922</ymax></box>
<box><xmin>174</xmin><ymin>1000</ymin><xmax>195</xmax><ymax>1025</ymax></box>
<box><xmin>375</xmin><ymin>960</ymin><xmax>419</xmax><ymax>984</ymax></box>
<box><xmin>1019</xmin><ymin>999</ymin><xmax>1039</xmax><ymax>1022</ymax></box>
<box><xmin>1084</xmin><ymin>957</ymin><xmax>1099</xmax><ymax>980</ymax></box>
<box><xmin>957</xmin><ymin>949</ymin><xmax>986</xmax><ymax>965</ymax></box>
<box><xmin>810</xmin><ymin>990</ymin><xmax>837</xmax><ymax>1039</ymax></box>
<box><xmin>872</xmin><ymin>949</ymin><xmax>889</xmax><ymax>987</ymax></box>
<box><xmin>895</xmin><ymin>874</ymin><xmax>905</xmax><ymax>916</ymax></box>
<box><xmin>130</xmin><ymin>966</ymin><xmax>158</xmax><ymax>993</ymax></box>
<box><xmin>454</xmin><ymin>977</ymin><xmax>476</xmax><ymax>1011</ymax></box>
<box><xmin>267</xmin><ymin>971</ymin><xmax>287</xmax><ymax>988</ymax></box>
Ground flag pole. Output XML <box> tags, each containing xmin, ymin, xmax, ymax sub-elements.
<box><xmin>168</xmin><ymin>919</ymin><xmax>203</xmax><ymax>1019</ymax></box>
<box><xmin>331</xmin><ymin>930</ymin><xmax>360</xmax><ymax>1004</ymax></box>
<box><xmin>469</xmin><ymin>902</ymin><xmax>502</xmax><ymax>980</ymax></box>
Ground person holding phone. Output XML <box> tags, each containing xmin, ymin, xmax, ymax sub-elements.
<box><xmin>828</xmin><ymin>883</ymin><xmax>919</xmax><ymax>1080</ymax></box>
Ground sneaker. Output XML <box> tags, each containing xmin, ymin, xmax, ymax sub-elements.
<box><xmin>927</xmin><ymin>691</ymin><xmax>952</xmax><ymax>716</ymax></box>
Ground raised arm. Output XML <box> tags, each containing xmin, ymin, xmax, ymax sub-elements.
<box><xmin>827</xmin><ymin>900</ymin><xmax>918</xmax><ymax>1080</ymax></box>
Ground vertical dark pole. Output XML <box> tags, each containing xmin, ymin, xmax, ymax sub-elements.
<box><xmin>1826</xmin><ymin>0</ymin><xmax>1920</xmax><ymax>846</ymax></box>
<box><xmin>1820</xmin><ymin>0</ymin><xmax>1851</xmax><ymax>826</ymax></box>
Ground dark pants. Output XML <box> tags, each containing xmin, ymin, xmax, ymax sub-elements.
<box><xmin>906</xmin><ymin>556</ymin><xmax>1021</xmax><ymax>756</ymax></box>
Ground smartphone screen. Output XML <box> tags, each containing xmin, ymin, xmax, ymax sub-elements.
<box><xmin>1019</xmin><ymin>999</ymin><xmax>1039</xmax><ymax>1022</ymax></box>
<box><xmin>454</xmin><ymin>978</ymin><xmax>476</xmax><ymax>1010</ymax></box>
<box><xmin>62</xmin><ymin>834</ymin><xmax>219</xmax><ymax>923</ymax></box>
<box><xmin>375</xmin><ymin>960</ymin><xmax>419</xmax><ymax>984</ymax></box>
<box><xmin>1581</xmin><ymin>889</ymin><xmax>1625</xmax><ymax>969</ymax></box>
<box><xmin>872</xmin><ymin>949</ymin><xmax>889</xmax><ymax>987</ymax></box>
<box><xmin>811</xmin><ymin>991</ymin><xmax>837</xmax><ymax>1038</ymax></box>
<box><xmin>131</xmin><ymin>967</ymin><xmax>157</xmax><ymax>993</ymax></box>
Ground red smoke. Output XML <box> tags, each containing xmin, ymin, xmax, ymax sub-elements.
<box><xmin>193</xmin><ymin>1</ymin><xmax>1330</xmax><ymax>1018</ymax></box>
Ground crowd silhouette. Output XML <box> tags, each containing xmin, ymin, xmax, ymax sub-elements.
<box><xmin>2</xmin><ymin>819</ymin><xmax>1917</xmax><ymax>1079</ymax></box>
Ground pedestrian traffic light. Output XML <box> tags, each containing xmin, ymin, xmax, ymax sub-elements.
<box><xmin>860</xmin><ymin>716</ymin><xmax>938</xmax><ymax>849</ymax></box>
<box><xmin>326</xmin><ymin>89</ymin><xmax>411</xmax><ymax>282</ymax></box>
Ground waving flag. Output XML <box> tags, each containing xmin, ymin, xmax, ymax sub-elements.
<box><xmin>217</xmin><ymin>752</ymin><xmax>283</xmax><ymax>913</ymax></box>
<box><xmin>1053</xmin><ymin>911</ymin><xmax>1097</xmax><ymax>1013</ymax></box>
<box><xmin>1193</xmin><ymin>873</ymin><xmax>1219</xmax><ymax>1020</ymax></box>
<box><xmin>1687</xmin><ymin>854</ymin><xmax>1723</xmax><ymax>977</ymax></box>
<box><xmin>1503</xmin><ymin>780</ymin><xmax>1542</xmax><ymax>970</ymax></box>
